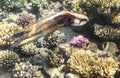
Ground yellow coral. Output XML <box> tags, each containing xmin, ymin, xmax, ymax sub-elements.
<box><xmin>68</xmin><ymin>48</ymin><xmax>118</xmax><ymax>77</ymax></box>
<box><xmin>0</xmin><ymin>21</ymin><xmax>22</xmax><ymax>46</ymax></box>
<box><xmin>21</xmin><ymin>42</ymin><xmax>40</xmax><ymax>55</ymax></box>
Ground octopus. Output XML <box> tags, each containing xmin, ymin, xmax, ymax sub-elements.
<box><xmin>9</xmin><ymin>11</ymin><xmax>89</xmax><ymax>47</ymax></box>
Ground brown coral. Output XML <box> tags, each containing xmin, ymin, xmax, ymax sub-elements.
<box><xmin>68</xmin><ymin>48</ymin><xmax>119</xmax><ymax>77</ymax></box>
<box><xmin>16</xmin><ymin>12</ymin><xmax>36</xmax><ymax>28</ymax></box>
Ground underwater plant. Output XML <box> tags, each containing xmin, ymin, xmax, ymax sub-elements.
<box><xmin>70</xmin><ymin>35</ymin><xmax>89</xmax><ymax>48</ymax></box>
<box><xmin>0</xmin><ymin>50</ymin><xmax>20</xmax><ymax>71</ymax></box>
<box><xmin>0</xmin><ymin>0</ymin><xmax>27</xmax><ymax>11</ymax></box>
<box><xmin>68</xmin><ymin>48</ymin><xmax>119</xmax><ymax>78</ymax></box>
<box><xmin>16</xmin><ymin>12</ymin><xmax>36</xmax><ymax>28</ymax></box>
<box><xmin>13</xmin><ymin>61</ymin><xmax>44</xmax><ymax>78</ymax></box>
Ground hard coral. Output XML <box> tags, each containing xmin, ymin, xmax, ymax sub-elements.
<box><xmin>13</xmin><ymin>61</ymin><xmax>44</xmax><ymax>78</ymax></box>
<box><xmin>112</xmin><ymin>13</ymin><xmax>120</xmax><ymax>24</ymax></box>
<box><xmin>72</xmin><ymin>0</ymin><xmax>120</xmax><ymax>25</ymax></box>
<box><xmin>36</xmin><ymin>30</ymin><xmax>66</xmax><ymax>49</ymax></box>
<box><xmin>70</xmin><ymin>35</ymin><xmax>89</xmax><ymax>48</ymax></box>
<box><xmin>0</xmin><ymin>50</ymin><xmax>20</xmax><ymax>71</ymax></box>
<box><xmin>47</xmin><ymin>51</ymin><xmax>64</xmax><ymax>67</ymax></box>
<box><xmin>0</xmin><ymin>21</ymin><xmax>22</xmax><ymax>46</ymax></box>
<box><xmin>21</xmin><ymin>42</ymin><xmax>40</xmax><ymax>55</ymax></box>
<box><xmin>68</xmin><ymin>48</ymin><xmax>119</xmax><ymax>78</ymax></box>
<box><xmin>16</xmin><ymin>12</ymin><xmax>36</xmax><ymax>28</ymax></box>
<box><xmin>94</xmin><ymin>24</ymin><xmax>120</xmax><ymax>41</ymax></box>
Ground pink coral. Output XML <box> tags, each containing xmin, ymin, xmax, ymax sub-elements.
<box><xmin>70</xmin><ymin>35</ymin><xmax>89</xmax><ymax>48</ymax></box>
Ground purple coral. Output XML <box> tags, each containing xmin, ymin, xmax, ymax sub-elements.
<box><xmin>70</xmin><ymin>35</ymin><xmax>89</xmax><ymax>48</ymax></box>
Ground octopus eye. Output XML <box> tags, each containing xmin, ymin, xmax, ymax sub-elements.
<box><xmin>71</xmin><ymin>19</ymin><xmax>87</xmax><ymax>26</ymax></box>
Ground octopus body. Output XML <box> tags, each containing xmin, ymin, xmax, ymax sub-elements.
<box><xmin>10</xmin><ymin>11</ymin><xmax>89</xmax><ymax>47</ymax></box>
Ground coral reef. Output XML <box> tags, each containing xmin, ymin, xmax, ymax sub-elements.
<box><xmin>0</xmin><ymin>21</ymin><xmax>22</xmax><ymax>46</ymax></box>
<box><xmin>30</xmin><ymin>48</ymin><xmax>50</xmax><ymax>67</ymax></box>
<box><xmin>94</xmin><ymin>24</ymin><xmax>120</xmax><ymax>41</ymax></box>
<box><xmin>13</xmin><ymin>61</ymin><xmax>44</xmax><ymax>78</ymax></box>
<box><xmin>0</xmin><ymin>50</ymin><xmax>20</xmax><ymax>71</ymax></box>
<box><xmin>70</xmin><ymin>35</ymin><xmax>89</xmax><ymax>48</ymax></box>
<box><xmin>36</xmin><ymin>30</ymin><xmax>66</xmax><ymax>49</ymax></box>
<box><xmin>58</xmin><ymin>43</ymin><xmax>72</xmax><ymax>58</ymax></box>
<box><xmin>21</xmin><ymin>42</ymin><xmax>40</xmax><ymax>55</ymax></box>
<box><xmin>72</xmin><ymin>0</ymin><xmax>120</xmax><ymax>25</ymax></box>
<box><xmin>46</xmin><ymin>66</ymin><xmax>65</xmax><ymax>78</ymax></box>
<box><xmin>47</xmin><ymin>51</ymin><xmax>65</xmax><ymax>67</ymax></box>
<box><xmin>0</xmin><ymin>1</ymin><xmax>120</xmax><ymax>77</ymax></box>
<box><xmin>16</xmin><ymin>12</ymin><xmax>36</xmax><ymax>28</ymax></box>
<box><xmin>68</xmin><ymin>48</ymin><xmax>119</xmax><ymax>78</ymax></box>
<box><xmin>0</xmin><ymin>0</ymin><xmax>27</xmax><ymax>11</ymax></box>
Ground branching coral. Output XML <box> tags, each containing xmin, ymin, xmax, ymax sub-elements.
<box><xmin>13</xmin><ymin>61</ymin><xmax>44</xmax><ymax>78</ymax></box>
<box><xmin>16</xmin><ymin>12</ymin><xmax>36</xmax><ymax>28</ymax></box>
<box><xmin>68</xmin><ymin>48</ymin><xmax>119</xmax><ymax>77</ymax></box>
<box><xmin>94</xmin><ymin>24</ymin><xmax>120</xmax><ymax>41</ymax></box>
<box><xmin>47</xmin><ymin>52</ymin><xmax>65</xmax><ymax>67</ymax></box>
<box><xmin>21</xmin><ymin>42</ymin><xmax>40</xmax><ymax>55</ymax></box>
<box><xmin>0</xmin><ymin>21</ymin><xmax>22</xmax><ymax>46</ymax></box>
<box><xmin>0</xmin><ymin>50</ymin><xmax>20</xmax><ymax>70</ymax></box>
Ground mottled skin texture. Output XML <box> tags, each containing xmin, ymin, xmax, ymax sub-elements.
<box><xmin>10</xmin><ymin>11</ymin><xmax>88</xmax><ymax>47</ymax></box>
